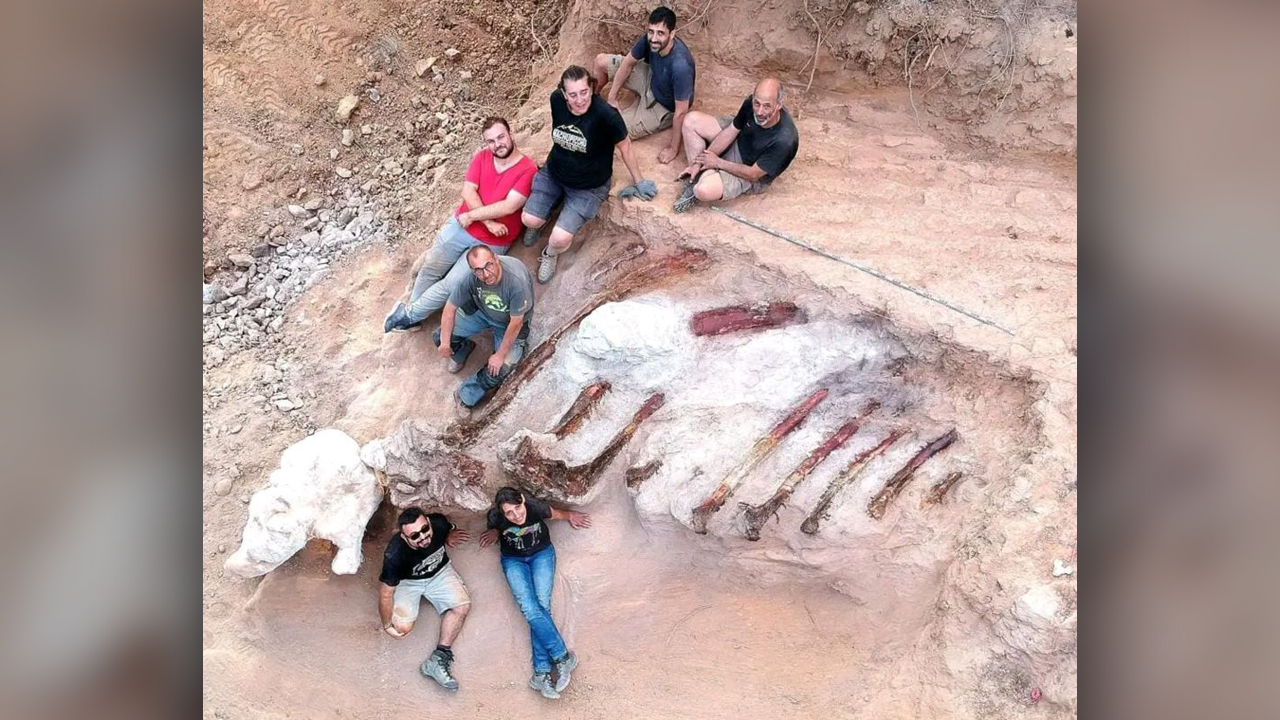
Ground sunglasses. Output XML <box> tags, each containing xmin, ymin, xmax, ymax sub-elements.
<box><xmin>405</xmin><ymin>526</ymin><xmax>432</xmax><ymax>541</ymax></box>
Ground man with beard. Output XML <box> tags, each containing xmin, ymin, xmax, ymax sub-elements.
<box><xmin>383</xmin><ymin>117</ymin><xmax>537</xmax><ymax>332</ymax></box>
<box><xmin>591</xmin><ymin>6</ymin><xmax>697</xmax><ymax>165</ymax></box>
<box><xmin>521</xmin><ymin>65</ymin><xmax>653</xmax><ymax>284</ymax></box>
<box><xmin>378</xmin><ymin>508</ymin><xmax>474</xmax><ymax>691</ymax></box>
<box><xmin>672</xmin><ymin>77</ymin><xmax>800</xmax><ymax>213</ymax></box>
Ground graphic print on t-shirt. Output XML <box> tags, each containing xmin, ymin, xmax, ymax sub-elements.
<box><xmin>552</xmin><ymin>124</ymin><xmax>588</xmax><ymax>153</ymax></box>
<box><xmin>479</xmin><ymin>288</ymin><xmax>508</xmax><ymax>312</ymax></box>
<box><xmin>502</xmin><ymin>523</ymin><xmax>544</xmax><ymax>552</ymax></box>
<box><xmin>412</xmin><ymin>546</ymin><xmax>446</xmax><ymax>577</ymax></box>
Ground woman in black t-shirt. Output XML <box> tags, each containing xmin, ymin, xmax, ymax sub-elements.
<box><xmin>480</xmin><ymin>486</ymin><xmax>592</xmax><ymax>699</ymax></box>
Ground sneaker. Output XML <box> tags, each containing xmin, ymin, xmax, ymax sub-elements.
<box><xmin>453</xmin><ymin>388</ymin><xmax>473</xmax><ymax>419</ymax></box>
<box><xmin>383</xmin><ymin>303</ymin><xmax>422</xmax><ymax>333</ymax></box>
<box><xmin>445</xmin><ymin>339</ymin><xmax>475</xmax><ymax>373</ymax></box>
<box><xmin>521</xmin><ymin>225</ymin><xmax>541</xmax><ymax>248</ymax></box>
<box><xmin>537</xmin><ymin>251</ymin><xmax>558</xmax><ymax>284</ymax></box>
<box><xmin>529</xmin><ymin>672</ymin><xmax>561</xmax><ymax>700</ymax></box>
<box><xmin>672</xmin><ymin>181</ymin><xmax>698</xmax><ymax>214</ymax></box>
<box><xmin>552</xmin><ymin>651</ymin><xmax>578</xmax><ymax>692</ymax></box>
<box><xmin>420</xmin><ymin>648</ymin><xmax>459</xmax><ymax>691</ymax></box>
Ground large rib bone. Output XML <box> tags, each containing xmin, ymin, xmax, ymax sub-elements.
<box><xmin>443</xmin><ymin>248</ymin><xmax>709</xmax><ymax>448</ymax></box>
<box><xmin>867</xmin><ymin>429</ymin><xmax>959</xmax><ymax>519</ymax></box>
<box><xmin>691</xmin><ymin>301</ymin><xmax>805</xmax><ymax>337</ymax></box>
<box><xmin>550</xmin><ymin>381</ymin><xmax>612</xmax><ymax>439</ymax></box>
<box><xmin>741</xmin><ymin>402</ymin><xmax>878</xmax><ymax>540</ymax></box>
<box><xmin>624</xmin><ymin>460</ymin><xmax>663</xmax><ymax>490</ymax></box>
<box><xmin>507</xmin><ymin>393</ymin><xmax>666</xmax><ymax>501</ymax></box>
<box><xmin>801</xmin><ymin>430</ymin><xmax>905</xmax><ymax>534</ymax></box>
<box><xmin>689</xmin><ymin>387</ymin><xmax>829</xmax><ymax>534</ymax></box>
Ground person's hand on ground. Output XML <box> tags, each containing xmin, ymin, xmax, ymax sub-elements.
<box><xmin>695</xmin><ymin>150</ymin><xmax>721</xmax><ymax>170</ymax></box>
<box><xmin>383</xmin><ymin>623</ymin><xmax>405</xmax><ymax>638</ymax></box>
<box><xmin>437</xmin><ymin>342</ymin><xmax>452</xmax><ymax>360</ymax></box>
<box><xmin>479</xmin><ymin>529</ymin><xmax>499</xmax><ymax>548</ymax></box>
<box><xmin>658</xmin><ymin>146</ymin><xmax>678</xmax><ymax>164</ymax></box>
<box><xmin>483</xmin><ymin>220</ymin><xmax>508</xmax><ymax>237</ymax></box>
<box><xmin>618</xmin><ymin>179</ymin><xmax>657</xmax><ymax>201</ymax></box>
<box><xmin>446</xmin><ymin>528</ymin><xmax>472</xmax><ymax>548</ymax></box>
<box><xmin>567</xmin><ymin>511</ymin><xmax>592</xmax><ymax>529</ymax></box>
<box><xmin>486</xmin><ymin>352</ymin><xmax>507</xmax><ymax>376</ymax></box>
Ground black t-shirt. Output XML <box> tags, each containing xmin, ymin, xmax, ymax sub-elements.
<box><xmin>545</xmin><ymin>91</ymin><xmax>628</xmax><ymax>190</ymax></box>
<box><xmin>378</xmin><ymin>513</ymin><xmax>454</xmax><ymax>586</ymax></box>
<box><xmin>486</xmin><ymin>496</ymin><xmax>554</xmax><ymax>557</ymax></box>
<box><xmin>731</xmin><ymin>97</ymin><xmax>800</xmax><ymax>183</ymax></box>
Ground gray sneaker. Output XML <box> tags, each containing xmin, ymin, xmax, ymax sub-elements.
<box><xmin>537</xmin><ymin>251</ymin><xmax>558</xmax><ymax>284</ymax></box>
<box><xmin>529</xmin><ymin>672</ymin><xmax>561</xmax><ymax>699</ymax></box>
<box><xmin>553</xmin><ymin>651</ymin><xmax>578</xmax><ymax>692</ymax></box>
<box><xmin>521</xmin><ymin>225</ymin><xmax>541</xmax><ymax>248</ymax></box>
<box><xmin>420</xmin><ymin>648</ymin><xmax>458</xmax><ymax>691</ymax></box>
<box><xmin>672</xmin><ymin>181</ymin><xmax>698</xmax><ymax>214</ymax></box>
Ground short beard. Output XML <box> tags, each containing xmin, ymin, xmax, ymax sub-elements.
<box><xmin>493</xmin><ymin>145</ymin><xmax>512</xmax><ymax>159</ymax></box>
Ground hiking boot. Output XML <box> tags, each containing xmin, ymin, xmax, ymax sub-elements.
<box><xmin>383</xmin><ymin>303</ymin><xmax>422</xmax><ymax>333</ymax></box>
<box><xmin>420</xmin><ymin>648</ymin><xmax>458</xmax><ymax>691</ymax></box>
<box><xmin>537</xmin><ymin>251</ymin><xmax>558</xmax><ymax>284</ymax></box>
<box><xmin>672</xmin><ymin>181</ymin><xmax>698</xmax><ymax>214</ymax></box>
<box><xmin>529</xmin><ymin>672</ymin><xmax>561</xmax><ymax>700</ymax></box>
<box><xmin>553</xmin><ymin>650</ymin><xmax>578</xmax><ymax>692</ymax></box>
<box><xmin>521</xmin><ymin>225</ymin><xmax>541</xmax><ymax>248</ymax></box>
<box><xmin>446</xmin><ymin>339</ymin><xmax>475</xmax><ymax>373</ymax></box>
<box><xmin>452</xmin><ymin>388</ymin><xmax>473</xmax><ymax>419</ymax></box>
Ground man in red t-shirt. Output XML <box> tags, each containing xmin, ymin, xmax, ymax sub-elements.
<box><xmin>384</xmin><ymin>117</ymin><xmax>538</xmax><ymax>332</ymax></box>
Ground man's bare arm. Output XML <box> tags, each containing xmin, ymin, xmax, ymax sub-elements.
<box><xmin>460</xmin><ymin>182</ymin><xmax>484</xmax><ymax>220</ymax></box>
<box><xmin>607</xmin><ymin>54</ymin><xmax>640</xmax><ymax>104</ymax></box>
<box><xmin>616</xmin><ymin>136</ymin><xmax>644</xmax><ymax>185</ymax></box>
<box><xmin>663</xmin><ymin>99</ymin><xmax>692</xmax><ymax>159</ymax></box>
<box><xmin>378</xmin><ymin>583</ymin><xmax>395</xmax><ymax>627</ymax></box>
<box><xmin>460</xmin><ymin>189</ymin><xmax>529</xmax><ymax>222</ymax></box>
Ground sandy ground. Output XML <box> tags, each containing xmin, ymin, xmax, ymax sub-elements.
<box><xmin>203</xmin><ymin>2</ymin><xmax>1077</xmax><ymax>718</ymax></box>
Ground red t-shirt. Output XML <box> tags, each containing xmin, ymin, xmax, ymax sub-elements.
<box><xmin>455</xmin><ymin>150</ymin><xmax>538</xmax><ymax>246</ymax></box>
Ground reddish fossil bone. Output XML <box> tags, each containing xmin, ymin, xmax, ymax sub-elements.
<box><xmin>921</xmin><ymin>471</ymin><xmax>965</xmax><ymax>508</ymax></box>
<box><xmin>689</xmin><ymin>387</ymin><xmax>829</xmax><ymax>534</ymax></box>
<box><xmin>510</xmin><ymin>393</ymin><xmax>666</xmax><ymax>500</ymax></box>
<box><xmin>801</xmin><ymin>429</ymin><xmax>905</xmax><ymax>535</ymax></box>
<box><xmin>587</xmin><ymin>241</ymin><xmax>647</xmax><ymax>288</ymax></box>
<box><xmin>442</xmin><ymin>248</ymin><xmax>709</xmax><ymax>448</ymax></box>
<box><xmin>741</xmin><ymin>401</ymin><xmax>879</xmax><ymax>541</ymax></box>
<box><xmin>550</xmin><ymin>381</ymin><xmax>612</xmax><ymax>439</ymax></box>
<box><xmin>624</xmin><ymin>460</ymin><xmax>663</xmax><ymax>489</ymax></box>
<box><xmin>690</xmin><ymin>302</ymin><xmax>806</xmax><ymax>337</ymax></box>
<box><xmin>867</xmin><ymin>429</ymin><xmax>959</xmax><ymax>520</ymax></box>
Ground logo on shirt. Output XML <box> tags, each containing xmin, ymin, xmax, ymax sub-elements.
<box><xmin>479</xmin><ymin>288</ymin><xmax>508</xmax><ymax>312</ymax></box>
<box><xmin>502</xmin><ymin>523</ymin><xmax>543</xmax><ymax>551</ymax></box>
<box><xmin>552</xmin><ymin>124</ymin><xmax>588</xmax><ymax>153</ymax></box>
<box><xmin>411</xmin><ymin>546</ymin><xmax>446</xmax><ymax>576</ymax></box>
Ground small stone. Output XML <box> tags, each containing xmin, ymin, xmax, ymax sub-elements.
<box><xmin>444</xmin><ymin>48</ymin><xmax>460</xmax><ymax>59</ymax></box>
<box><xmin>435</xmin><ymin>112</ymin><xmax>449</xmax><ymax>123</ymax></box>
<box><xmin>1052</xmin><ymin>559</ymin><xmax>1075</xmax><ymax>577</ymax></box>
<box><xmin>443</xmin><ymin>97</ymin><xmax>455</xmax><ymax>109</ymax></box>
<box><xmin>229</xmin><ymin>424</ymin><xmax>243</xmax><ymax>434</ymax></box>
<box><xmin>341</xmin><ymin>128</ymin><xmax>354</xmax><ymax>146</ymax></box>
<box><xmin>314</xmin><ymin>74</ymin><xmax>327</xmax><ymax>87</ymax></box>
<box><xmin>329</xmin><ymin>148</ymin><xmax>339</xmax><ymax>160</ymax></box>
<box><xmin>459</xmin><ymin>70</ymin><xmax>472</xmax><ymax>81</ymax></box>
<box><xmin>240</xmin><ymin>494</ymin><xmax>251</xmax><ymax>504</ymax></box>
<box><xmin>229</xmin><ymin>254</ymin><xmax>255</xmax><ymax>269</ymax></box>
<box><xmin>274</xmin><ymin>399</ymin><xmax>296</xmax><ymax>412</ymax></box>
<box><xmin>214</xmin><ymin>479</ymin><xmax>234</xmax><ymax>496</ymax></box>
<box><xmin>360</xmin><ymin>124</ymin><xmax>373</xmax><ymax>136</ymax></box>
<box><xmin>416</xmin><ymin>154</ymin><xmax>431</xmax><ymax>172</ymax></box>
<box><xmin>414</xmin><ymin>57</ymin><xmax>437</xmax><ymax>77</ymax></box>
<box><xmin>242</xmin><ymin>295</ymin><xmax>266</xmax><ymax>311</ymax></box>
<box><xmin>287</xmin><ymin>204</ymin><xmax>310</xmax><ymax>218</ymax></box>
<box><xmin>335</xmin><ymin>95</ymin><xmax>360</xmax><ymax>122</ymax></box>
<box><xmin>303</xmin><ymin>197</ymin><xmax>323</xmax><ymax>211</ymax></box>
<box><xmin>269</xmin><ymin>224</ymin><xmax>286</xmax><ymax>238</ymax></box>
<box><xmin>335</xmin><ymin>166</ymin><xmax>353</xmax><ymax>178</ymax></box>
<box><xmin>367</xmin><ymin>87</ymin><xmax>381</xmax><ymax>102</ymax></box>
<box><xmin>218</xmin><ymin>543</ymin><xmax>227</xmax><ymax>554</ymax></box>
<box><xmin>204</xmin><ymin>284</ymin><xmax>230</xmax><ymax>304</ymax></box>
<box><xmin>255</xmin><ymin>222</ymin><xmax>271</xmax><ymax>237</ymax></box>
<box><xmin>241</xmin><ymin>171</ymin><xmax>263</xmax><ymax>191</ymax></box>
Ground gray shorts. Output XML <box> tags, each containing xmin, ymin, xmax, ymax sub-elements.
<box><xmin>714</xmin><ymin>115</ymin><xmax>771</xmax><ymax>201</ymax></box>
<box><xmin>391</xmin><ymin>564</ymin><xmax>471</xmax><ymax>624</ymax></box>
<box><xmin>604</xmin><ymin>54</ymin><xmax>674</xmax><ymax>139</ymax></box>
<box><xmin>525</xmin><ymin>166</ymin><xmax>610</xmax><ymax>236</ymax></box>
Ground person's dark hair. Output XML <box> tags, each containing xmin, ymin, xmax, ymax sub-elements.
<box><xmin>648</xmin><ymin>6</ymin><xmax>677</xmax><ymax>31</ymax></box>
<box><xmin>465</xmin><ymin>244</ymin><xmax>495</xmax><ymax>264</ymax></box>
<box><xmin>494</xmin><ymin>486</ymin><xmax>525</xmax><ymax>509</ymax></box>
<box><xmin>559</xmin><ymin>65</ymin><xmax>596</xmax><ymax>92</ymax></box>
<box><xmin>482</xmin><ymin>116</ymin><xmax>511</xmax><ymax>134</ymax></box>
<box><xmin>397</xmin><ymin>507</ymin><xmax>425</xmax><ymax>528</ymax></box>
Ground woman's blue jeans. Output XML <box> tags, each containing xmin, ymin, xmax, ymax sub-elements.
<box><xmin>500</xmin><ymin>546</ymin><xmax>566</xmax><ymax>674</ymax></box>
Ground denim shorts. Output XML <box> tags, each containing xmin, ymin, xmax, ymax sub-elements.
<box><xmin>524</xmin><ymin>166</ymin><xmax>610</xmax><ymax>236</ymax></box>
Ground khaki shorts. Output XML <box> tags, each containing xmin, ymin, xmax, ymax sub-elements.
<box><xmin>391</xmin><ymin>564</ymin><xmax>470</xmax><ymax>625</ymax></box>
<box><xmin>713</xmin><ymin>115</ymin><xmax>770</xmax><ymax>201</ymax></box>
<box><xmin>604</xmin><ymin>54</ymin><xmax>674</xmax><ymax>139</ymax></box>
